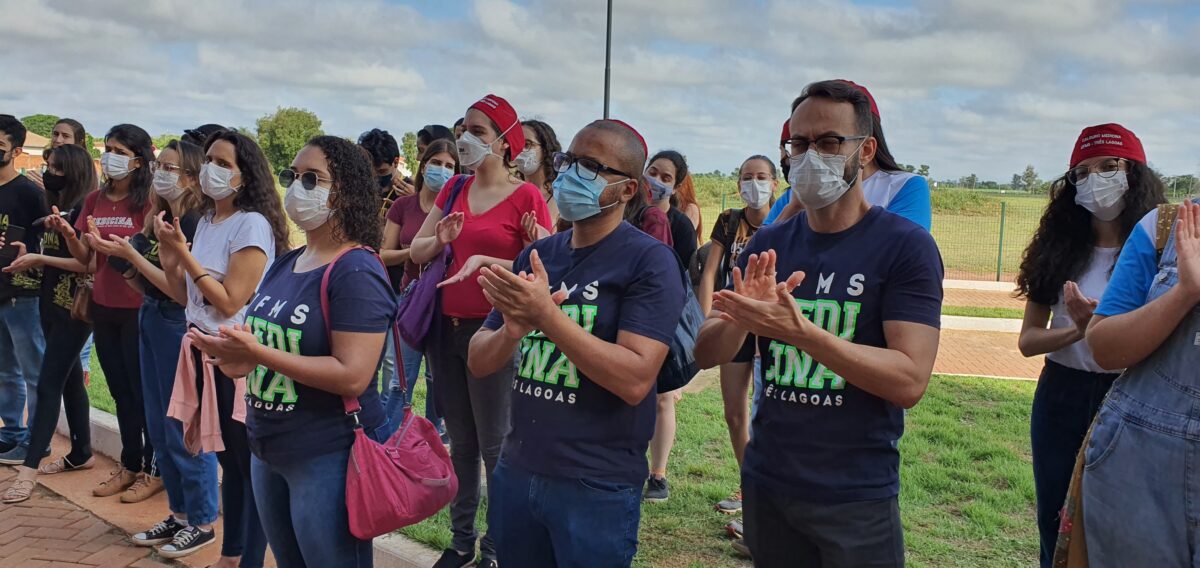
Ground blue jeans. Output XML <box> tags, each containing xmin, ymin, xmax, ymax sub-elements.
<box><xmin>383</xmin><ymin>337</ymin><xmax>442</xmax><ymax>436</ymax></box>
<box><xmin>0</xmin><ymin>296</ymin><xmax>46</xmax><ymax>447</ymax></box>
<box><xmin>139</xmin><ymin>299</ymin><xmax>219</xmax><ymax>525</ymax></box>
<box><xmin>252</xmin><ymin>448</ymin><xmax>373</xmax><ymax>568</ymax></box>
<box><xmin>79</xmin><ymin>333</ymin><xmax>93</xmax><ymax>373</ymax></box>
<box><xmin>490</xmin><ymin>461</ymin><xmax>641</xmax><ymax>567</ymax></box>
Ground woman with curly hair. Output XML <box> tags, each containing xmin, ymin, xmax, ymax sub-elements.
<box><xmin>516</xmin><ymin>119</ymin><xmax>562</xmax><ymax>225</ymax></box>
<box><xmin>1015</xmin><ymin>123</ymin><xmax>1164</xmax><ymax>568</ymax></box>
<box><xmin>191</xmin><ymin>135</ymin><xmax>395</xmax><ymax>567</ymax></box>
<box><xmin>149</xmin><ymin>130</ymin><xmax>286</xmax><ymax>564</ymax></box>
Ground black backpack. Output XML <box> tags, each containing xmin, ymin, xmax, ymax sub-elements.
<box><xmin>689</xmin><ymin>208</ymin><xmax>744</xmax><ymax>290</ymax></box>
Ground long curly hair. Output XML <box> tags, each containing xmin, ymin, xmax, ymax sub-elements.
<box><xmin>305</xmin><ymin>135</ymin><xmax>382</xmax><ymax>249</ymax></box>
<box><xmin>357</xmin><ymin>128</ymin><xmax>399</xmax><ymax>168</ymax></box>
<box><xmin>1016</xmin><ymin>160</ymin><xmax>1166</xmax><ymax>305</ymax></box>
<box><xmin>201</xmin><ymin>131</ymin><xmax>291</xmax><ymax>256</ymax></box>
<box><xmin>103</xmin><ymin>124</ymin><xmax>154</xmax><ymax>214</ymax></box>
<box><xmin>520</xmin><ymin>120</ymin><xmax>560</xmax><ymax>192</ymax></box>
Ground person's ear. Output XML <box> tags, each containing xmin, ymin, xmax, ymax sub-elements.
<box><xmin>859</xmin><ymin>136</ymin><xmax>878</xmax><ymax>165</ymax></box>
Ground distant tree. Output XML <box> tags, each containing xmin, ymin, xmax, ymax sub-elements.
<box><xmin>401</xmin><ymin>131</ymin><xmax>418</xmax><ymax>171</ymax></box>
<box><xmin>1021</xmin><ymin>165</ymin><xmax>1041</xmax><ymax>193</ymax></box>
<box><xmin>917</xmin><ymin>164</ymin><xmax>930</xmax><ymax>178</ymax></box>
<box><xmin>900</xmin><ymin>163</ymin><xmax>916</xmax><ymax>173</ymax></box>
<box><xmin>958</xmin><ymin>173</ymin><xmax>978</xmax><ymax>188</ymax></box>
<box><xmin>153</xmin><ymin>133</ymin><xmax>180</xmax><ymax>150</ymax></box>
<box><xmin>979</xmin><ymin>180</ymin><xmax>999</xmax><ymax>190</ymax></box>
<box><xmin>1011</xmin><ymin>173</ymin><xmax>1022</xmax><ymax>190</ymax></box>
<box><xmin>20</xmin><ymin>114</ymin><xmax>59</xmax><ymax>140</ymax></box>
<box><xmin>255</xmin><ymin>107</ymin><xmax>324</xmax><ymax>172</ymax></box>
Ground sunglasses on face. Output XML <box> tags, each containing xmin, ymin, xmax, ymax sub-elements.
<box><xmin>278</xmin><ymin>169</ymin><xmax>333</xmax><ymax>190</ymax></box>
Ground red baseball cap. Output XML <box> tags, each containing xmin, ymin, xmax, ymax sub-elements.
<box><xmin>836</xmin><ymin>79</ymin><xmax>880</xmax><ymax>119</ymax></box>
<box><xmin>780</xmin><ymin>119</ymin><xmax>790</xmax><ymax>144</ymax></box>
<box><xmin>1070</xmin><ymin>123</ymin><xmax>1146</xmax><ymax>168</ymax></box>
<box><xmin>469</xmin><ymin>94</ymin><xmax>524</xmax><ymax>161</ymax></box>
<box><xmin>602</xmin><ymin>119</ymin><xmax>647</xmax><ymax>158</ymax></box>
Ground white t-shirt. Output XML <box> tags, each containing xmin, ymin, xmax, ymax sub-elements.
<box><xmin>186</xmin><ymin>210</ymin><xmax>275</xmax><ymax>334</ymax></box>
<box><xmin>1046</xmin><ymin>247</ymin><xmax>1121</xmax><ymax>373</ymax></box>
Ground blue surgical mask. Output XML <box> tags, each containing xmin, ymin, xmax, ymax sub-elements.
<box><xmin>423</xmin><ymin>165</ymin><xmax>453</xmax><ymax>193</ymax></box>
<box><xmin>645</xmin><ymin>175</ymin><xmax>673</xmax><ymax>202</ymax></box>
<box><xmin>553</xmin><ymin>166</ymin><xmax>626</xmax><ymax>222</ymax></box>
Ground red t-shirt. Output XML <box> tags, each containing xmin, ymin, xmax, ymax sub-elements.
<box><xmin>435</xmin><ymin>175</ymin><xmax>551</xmax><ymax>319</ymax></box>
<box><xmin>75</xmin><ymin>190</ymin><xmax>151</xmax><ymax>309</ymax></box>
<box><xmin>386</xmin><ymin>194</ymin><xmax>431</xmax><ymax>287</ymax></box>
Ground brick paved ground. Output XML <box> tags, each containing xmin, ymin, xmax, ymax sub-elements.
<box><xmin>0</xmin><ymin>467</ymin><xmax>174</xmax><ymax>568</ymax></box>
<box><xmin>944</xmin><ymin>288</ymin><xmax>1025</xmax><ymax>311</ymax></box>
<box><xmin>935</xmin><ymin>329</ymin><xmax>1042</xmax><ymax>380</ymax></box>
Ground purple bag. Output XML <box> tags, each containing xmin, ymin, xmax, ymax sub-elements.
<box><xmin>395</xmin><ymin>176</ymin><xmax>469</xmax><ymax>350</ymax></box>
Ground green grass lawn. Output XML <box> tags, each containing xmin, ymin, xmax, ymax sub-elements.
<box><xmin>397</xmin><ymin>376</ymin><xmax>1038</xmax><ymax>567</ymax></box>
<box><xmin>942</xmin><ymin>305</ymin><xmax>1024</xmax><ymax>319</ymax></box>
<box><xmin>84</xmin><ymin>351</ymin><xmax>1037</xmax><ymax>566</ymax></box>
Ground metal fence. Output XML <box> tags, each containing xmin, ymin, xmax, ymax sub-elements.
<box><xmin>698</xmin><ymin>192</ymin><xmax>1050</xmax><ymax>283</ymax></box>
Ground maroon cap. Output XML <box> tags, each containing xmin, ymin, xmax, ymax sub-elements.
<box><xmin>780</xmin><ymin>119</ymin><xmax>790</xmax><ymax>144</ymax></box>
<box><xmin>836</xmin><ymin>79</ymin><xmax>880</xmax><ymax>119</ymax></box>
<box><xmin>1070</xmin><ymin>123</ymin><xmax>1146</xmax><ymax>168</ymax></box>
<box><xmin>602</xmin><ymin>119</ymin><xmax>647</xmax><ymax>158</ymax></box>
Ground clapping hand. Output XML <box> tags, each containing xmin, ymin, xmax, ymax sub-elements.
<box><xmin>1176</xmin><ymin>200</ymin><xmax>1200</xmax><ymax>303</ymax></box>
<box><xmin>522</xmin><ymin>211</ymin><xmax>550</xmax><ymax>243</ymax></box>
<box><xmin>478</xmin><ymin>249</ymin><xmax>568</xmax><ymax>339</ymax></box>
<box><xmin>1062</xmin><ymin>281</ymin><xmax>1098</xmax><ymax>333</ymax></box>
<box><xmin>2</xmin><ymin>242</ymin><xmax>41</xmax><ymax>273</ymax></box>
<box><xmin>435</xmin><ymin>212</ymin><xmax>464</xmax><ymax>245</ymax></box>
<box><xmin>712</xmin><ymin>250</ymin><xmax>811</xmax><ymax>343</ymax></box>
<box><xmin>187</xmin><ymin>324</ymin><xmax>260</xmax><ymax>379</ymax></box>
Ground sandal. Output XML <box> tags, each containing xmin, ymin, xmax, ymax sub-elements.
<box><xmin>38</xmin><ymin>456</ymin><xmax>95</xmax><ymax>475</ymax></box>
<box><xmin>2</xmin><ymin>479</ymin><xmax>35</xmax><ymax>504</ymax></box>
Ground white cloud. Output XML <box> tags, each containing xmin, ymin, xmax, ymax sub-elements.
<box><xmin>1</xmin><ymin>0</ymin><xmax>1196</xmax><ymax>181</ymax></box>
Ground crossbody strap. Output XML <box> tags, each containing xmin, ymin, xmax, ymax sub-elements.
<box><xmin>318</xmin><ymin>246</ymin><xmax>404</xmax><ymax>418</ymax></box>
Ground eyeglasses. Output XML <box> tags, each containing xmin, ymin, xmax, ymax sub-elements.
<box><xmin>151</xmin><ymin>162</ymin><xmax>186</xmax><ymax>175</ymax></box>
<box><xmin>1067</xmin><ymin>158</ymin><xmax>1127</xmax><ymax>185</ymax></box>
<box><xmin>551</xmin><ymin>152</ymin><xmax>632</xmax><ymax>181</ymax></box>
<box><xmin>278</xmin><ymin>169</ymin><xmax>332</xmax><ymax>190</ymax></box>
<box><xmin>786</xmin><ymin>135</ymin><xmax>867</xmax><ymax>157</ymax></box>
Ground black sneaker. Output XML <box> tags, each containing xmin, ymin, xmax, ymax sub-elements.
<box><xmin>432</xmin><ymin>548</ymin><xmax>476</xmax><ymax>568</ymax></box>
<box><xmin>157</xmin><ymin>525</ymin><xmax>215</xmax><ymax>558</ymax></box>
<box><xmin>643</xmin><ymin>476</ymin><xmax>670</xmax><ymax>502</ymax></box>
<box><xmin>130</xmin><ymin>516</ymin><xmax>184</xmax><ymax>546</ymax></box>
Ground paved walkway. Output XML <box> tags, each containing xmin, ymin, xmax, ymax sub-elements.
<box><xmin>943</xmin><ymin>287</ymin><xmax>1025</xmax><ymax>311</ymax></box>
<box><xmin>935</xmin><ymin>329</ymin><xmax>1041</xmax><ymax>380</ymax></box>
<box><xmin>0</xmin><ymin>466</ymin><xmax>173</xmax><ymax>568</ymax></box>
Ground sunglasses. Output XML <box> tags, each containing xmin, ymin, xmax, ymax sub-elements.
<box><xmin>278</xmin><ymin>169</ymin><xmax>332</xmax><ymax>191</ymax></box>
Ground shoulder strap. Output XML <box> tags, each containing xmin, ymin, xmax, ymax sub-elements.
<box><xmin>1155</xmin><ymin>203</ymin><xmax>1180</xmax><ymax>256</ymax></box>
<box><xmin>726</xmin><ymin>208</ymin><xmax>744</xmax><ymax>246</ymax></box>
<box><xmin>319</xmin><ymin>245</ymin><xmax>404</xmax><ymax>416</ymax></box>
<box><xmin>444</xmin><ymin>175</ymin><xmax>470</xmax><ymax>212</ymax></box>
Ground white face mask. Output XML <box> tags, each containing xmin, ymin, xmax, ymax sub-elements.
<box><xmin>283</xmin><ymin>180</ymin><xmax>333</xmax><ymax>231</ymax></box>
<box><xmin>1075</xmin><ymin>171</ymin><xmax>1129</xmax><ymax>221</ymax></box>
<box><xmin>457</xmin><ymin>131</ymin><xmax>497</xmax><ymax>169</ymax></box>
<box><xmin>152</xmin><ymin>170</ymin><xmax>187</xmax><ymax>201</ymax></box>
<box><xmin>200</xmin><ymin>162</ymin><xmax>240</xmax><ymax>201</ymax></box>
<box><xmin>100</xmin><ymin>152</ymin><xmax>133</xmax><ymax>181</ymax></box>
<box><xmin>787</xmin><ymin>142</ymin><xmax>864</xmax><ymax>210</ymax></box>
<box><xmin>739</xmin><ymin>179</ymin><xmax>773</xmax><ymax>209</ymax></box>
<box><xmin>515</xmin><ymin>147</ymin><xmax>541</xmax><ymax>175</ymax></box>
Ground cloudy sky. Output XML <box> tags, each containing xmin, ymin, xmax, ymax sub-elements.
<box><xmin>2</xmin><ymin>0</ymin><xmax>1198</xmax><ymax>182</ymax></box>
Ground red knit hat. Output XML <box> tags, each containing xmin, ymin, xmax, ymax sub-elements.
<box><xmin>1070</xmin><ymin>123</ymin><xmax>1146</xmax><ymax>168</ymax></box>
<box><xmin>780</xmin><ymin>119</ymin><xmax>790</xmax><ymax>144</ymax></box>
<box><xmin>469</xmin><ymin>94</ymin><xmax>524</xmax><ymax>161</ymax></box>
<box><xmin>836</xmin><ymin>79</ymin><xmax>880</xmax><ymax>119</ymax></box>
<box><xmin>602</xmin><ymin>119</ymin><xmax>647</xmax><ymax>158</ymax></box>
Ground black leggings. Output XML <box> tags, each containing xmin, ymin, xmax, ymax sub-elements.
<box><xmin>23</xmin><ymin>304</ymin><xmax>93</xmax><ymax>469</ymax></box>
<box><xmin>92</xmin><ymin>303</ymin><xmax>153</xmax><ymax>473</ymax></box>
<box><xmin>188</xmin><ymin>343</ymin><xmax>267</xmax><ymax>565</ymax></box>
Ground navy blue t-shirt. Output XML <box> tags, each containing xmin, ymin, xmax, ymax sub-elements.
<box><xmin>482</xmin><ymin>222</ymin><xmax>684</xmax><ymax>485</ymax></box>
<box><xmin>739</xmin><ymin>207</ymin><xmax>943</xmax><ymax>502</ymax></box>
<box><xmin>244</xmin><ymin>247</ymin><xmax>397</xmax><ymax>464</ymax></box>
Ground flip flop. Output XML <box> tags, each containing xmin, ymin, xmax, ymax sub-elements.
<box><xmin>2</xmin><ymin>479</ymin><xmax>35</xmax><ymax>504</ymax></box>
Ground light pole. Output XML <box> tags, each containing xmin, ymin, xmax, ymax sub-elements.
<box><xmin>604</xmin><ymin>0</ymin><xmax>612</xmax><ymax>118</ymax></box>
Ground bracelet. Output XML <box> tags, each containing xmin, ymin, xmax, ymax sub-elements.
<box><xmin>193</xmin><ymin>273</ymin><xmax>212</xmax><ymax>284</ymax></box>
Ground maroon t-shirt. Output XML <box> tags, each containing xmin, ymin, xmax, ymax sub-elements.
<box><xmin>386</xmin><ymin>194</ymin><xmax>432</xmax><ymax>288</ymax></box>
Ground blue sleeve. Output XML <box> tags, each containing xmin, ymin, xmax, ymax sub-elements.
<box><xmin>329</xmin><ymin>251</ymin><xmax>397</xmax><ymax>333</ymax></box>
<box><xmin>886</xmin><ymin>177</ymin><xmax>932</xmax><ymax>231</ymax></box>
<box><xmin>764</xmin><ymin>189</ymin><xmax>791</xmax><ymax>225</ymax></box>
<box><xmin>617</xmin><ymin>243</ymin><xmax>685</xmax><ymax>345</ymax></box>
<box><xmin>881</xmin><ymin>228</ymin><xmax>944</xmax><ymax>327</ymax></box>
<box><xmin>1095</xmin><ymin>227</ymin><xmax>1157</xmax><ymax>317</ymax></box>
<box><xmin>482</xmin><ymin>247</ymin><xmax>531</xmax><ymax>331</ymax></box>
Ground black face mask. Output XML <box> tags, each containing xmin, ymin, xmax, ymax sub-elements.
<box><xmin>378</xmin><ymin>173</ymin><xmax>394</xmax><ymax>191</ymax></box>
<box><xmin>42</xmin><ymin>171</ymin><xmax>66</xmax><ymax>194</ymax></box>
